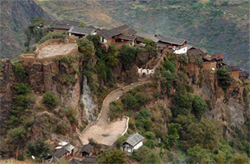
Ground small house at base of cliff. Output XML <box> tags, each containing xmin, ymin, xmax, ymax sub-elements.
<box><xmin>122</xmin><ymin>133</ymin><xmax>144</xmax><ymax>153</ymax></box>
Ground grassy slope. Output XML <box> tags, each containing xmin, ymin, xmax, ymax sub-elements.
<box><xmin>99</xmin><ymin>0</ymin><xmax>249</xmax><ymax>71</ymax></box>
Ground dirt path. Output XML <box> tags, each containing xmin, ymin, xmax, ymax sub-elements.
<box><xmin>79</xmin><ymin>80</ymin><xmax>150</xmax><ymax>146</ymax></box>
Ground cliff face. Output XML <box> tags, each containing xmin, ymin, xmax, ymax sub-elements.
<box><xmin>183</xmin><ymin>61</ymin><xmax>249</xmax><ymax>140</ymax></box>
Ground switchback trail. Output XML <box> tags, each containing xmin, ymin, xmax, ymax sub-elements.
<box><xmin>79</xmin><ymin>80</ymin><xmax>151</xmax><ymax>146</ymax></box>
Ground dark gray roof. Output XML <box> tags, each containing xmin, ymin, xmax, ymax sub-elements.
<box><xmin>119</xmin><ymin>34</ymin><xmax>136</xmax><ymax>41</ymax></box>
<box><xmin>69</xmin><ymin>158</ymin><xmax>82</xmax><ymax>164</ymax></box>
<box><xmin>187</xmin><ymin>49</ymin><xmax>205</xmax><ymax>56</ymax></box>
<box><xmin>239</xmin><ymin>71</ymin><xmax>249</xmax><ymax>78</ymax></box>
<box><xmin>135</xmin><ymin>32</ymin><xmax>159</xmax><ymax>43</ymax></box>
<box><xmin>53</xmin><ymin>148</ymin><xmax>68</xmax><ymax>159</ymax></box>
<box><xmin>69</xmin><ymin>26</ymin><xmax>96</xmax><ymax>35</ymax></box>
<box><xmin>98</xmin><ymin>25</ymin><xmax>135</xmax><ymax>39</ymax></box>
<box><xmin>80</xmin><ymin>144</ymin><xmax>94</xmax><ymax>154</ymax></box>
<box><xmin>125</xmin><ymin>133</ymin><xmax>144</xmax><ymax>147</ymax></box>
<box><xmin>228</xmin><ymin>65</ymin><xmax>241</xmax><ymax>71</ymax></box>
<box><xmin>81</xmin><ymin>157</ymin><xmax>97</xmax><ymax>164</ymax></box>
<box><xmin>156</xmin><ymin>34</ymin><xmax>186</xmax><ymax>46</ymax></box>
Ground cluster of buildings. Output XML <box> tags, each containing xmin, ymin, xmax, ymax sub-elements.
<box><xmin>46</xmin><ymin>133</ymin><xmax>144</xmax><ymax>163</ymax></box>
<box><xmin>48</xmin><ymin>20</ymin><xmax>248</xmax><ymax>82</ymax></box>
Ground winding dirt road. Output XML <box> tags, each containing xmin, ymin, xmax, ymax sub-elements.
<box><xmin>79</xmin><ymin>80</ymin><xmax>150</xmax><ymax>146</ymax></box>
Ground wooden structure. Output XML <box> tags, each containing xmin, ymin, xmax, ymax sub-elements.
<box><xmin>228</xmin><ymin>65</ymin><xmax>242</xmax><ymax>80</ymax></box>
<box><xmin>97</xmin><ymin>25</ymin><xmax>136</xmax><ymax>49</ymax></box>
<box><xmin>80</xmin><ymin>144</ymin><xmax>94</xmax><ymax>157</ymax></box>
<box><xmin>68</xmin><ymin>26</ymin><xmax>96</xmax><ymax>38</ymax></box>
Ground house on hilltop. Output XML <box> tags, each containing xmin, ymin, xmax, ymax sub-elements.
<box><xmin>97</xmin><ymin>24</ymin><xmax>136</xmax><ymax>49</ymax></box>
<box><xmin>69</xmin><ymin>26</ymin><xmax>97</xmax><ymax>38</ymax></box>
<box><xmin>155</xmin><ymin>34</ymin><xmax>187</xmax><ymax>50</ymax></box>
<box><xmin>121</xmin><ymin>133</ymin><xmax>144</xmax><ymax>153</ymax></box>
<box><xmin>227</xmin><ymin>65</ymin><xmax>242</xmax><ymax>80</ymax></box>
<box><xmin>49</xmin><ymin>20</ymin><xmax>80</xmax><ymax>33</ymax></box>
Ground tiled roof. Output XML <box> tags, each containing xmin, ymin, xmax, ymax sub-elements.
<box><xmin>228</xmin><ymin>65</ymin><xmax>241</xmax><ymax>71</ymax></box>
<box><xmin>156</xmin><ymin>34</ymin><xmax>186</xmax><ymax>45</ymax></box>
<box><xmin>187</xmin><ymin>49</ymin><xmax>205</xmax><ymax>56</ymax></box>
<box><xmin>53</xmin><ymin>148</ymin><xmax>68</xmax><ymax>159</ymax></box>
<box><xmin>239</xmin><ymin>71</ymin><xmax>249</xmax><ymax>78</ymax></box>
<box><xmin>51</xmin><ymin>20</ymin><xmax>80</xmax><ymax>30</ymax></box>
<box><xmin>98</xmin><ymin>25</ymin><xmax>135</xmax><ymax>39</ymax></box>
<box><xmin>81</xmin><ymin>156</ymin><xmax>97</xmax><ymax>164</ymax></box>
<box><xmin>125</xmin><ymin>133</ymin><xmax>144</xmax><ymax>147</ymax></box>
<box><xmin>135</xmin><ymin>32</ymin><xmax>159</xmax><ymax>43</ymax></box>
<box><xmin>69</xmin><ymin>26</ymin><xmax>96</xmax><ymax>35</ymax></box>
<box><xmin>119</xmin><ymin>34</ymin><xmax>136</xmax><ymax>41</ymax></box>
<box><xmin>80</xmin><ymin>144</ymin><xmax>94</xmax><ymax>154</ymax></box>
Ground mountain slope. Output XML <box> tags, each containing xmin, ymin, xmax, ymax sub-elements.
<box><xmin>0</xmin><ymin>0</ymin><xmax>51</xmax><ymax>59</ymax></box>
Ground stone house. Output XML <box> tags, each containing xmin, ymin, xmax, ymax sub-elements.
<box><xmin>68</xmin><ymin>26</ymin><xmax>96</xmax><ymax>38</ymax></box>
<box><xmin>239</xmin><ymin>71</ymin><xmax>249</xmax><ymax>83</ymax></box>
<box><xmin>202</xmin><ymin>55</ymin><xmax>217</xmax><ymax>71</ymax></box>
<box><xmin>80</xmin><ymin>144</ymin><xmax>94</xmax><ymax>157</ymax></box>
<box><xmin>155</xmin><ymin>34</ymin><xmax>187</xmax><ymax>50</ymax></box>
<box><xmin>121</xmin><ymin>133</ymin><xmax>144</xmax><ymax>153</ymax></box>
<box><xmin>228</xmin><ymin>66</ymin><xmax>242</xmax><ymax>80</ymax></box>
<box><xmin>97</xmin><ymin>25</ymin><xmax>136</xmax><ymax>49</ymax></box>
<box><xmin>49</xmin><ymin>20</ymin><xmax>79</xmax><ymax>33</ymax></box>
<box><xmin>49</xmin><ymin>142</ymin><xmax>75</xmax><ymax>162</ymax></box>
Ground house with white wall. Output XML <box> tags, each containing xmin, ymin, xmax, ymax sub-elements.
<box><xmin>122</xmin><ymin>133</ymin><xmax>144</xmax><ymax>153</ymax></box>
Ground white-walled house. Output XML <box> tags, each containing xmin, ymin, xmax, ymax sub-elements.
<box><xmin>122</xmin><ymin>133</ymin><xmax>144</xmax><ymax>153</ymax></box>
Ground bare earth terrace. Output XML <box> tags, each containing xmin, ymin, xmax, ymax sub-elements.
<box><xmin>36</xmin><ymin>43</ymin><xmax>78</xmax><ymax>59</ymax></box>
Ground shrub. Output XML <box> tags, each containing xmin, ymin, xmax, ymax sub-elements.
<box><xmin>187</xmin><ymin>145</ymin><xmax>213</xmax><ymax>164</ymax></box>
<box><xmin>39</xmin><ymin>32</ymin><xmax>65</xmax><ymax>44</ymax></box>
<box><xmin>216</xmin><ymin>67</ymin><xmax>231</xmax><ymax>91</ymax></box>
<box><xmin>192</xmin><ymin>95</ymin><xmax>207</xmax><ymax>119</ymax></box>
<box><xmin>7</xmin><ymin>126</ymin><xmax>26</xmax><ymax>146</ymax></box>
<box><xmin>122</xmin><ymin>94</ymin><xmax>138</xmax><ymax>110</ymax></box>
<box><xmin>13</xmin><ymin>95</ymin><xmax>32</xmax><ymax>109</ymax></box>
<box><xmin>164</xmin><ymin>123</ymin><xmax>182</xmax><ymax>148</ymax></box>
<box><xmin>63</xmin><ymin>107</ymin><xmax>78</xmax><ymax>125</ymax></box>
<box><xmin>14</xmin><ymin>83</ymin><xmax>31</xmax><ymax>95</ymax></box>
<box><xmin>145</xmin><ymin>131</ymin><xmax>156</xmax><ymax>140</ymax></box>
<box><xmin>144</xmin><ymin>139</ymin><xmax>156</xmax><ymax>149</ymax></box>
<box><xmin>142</xmin><ymin>152</ymin><xmax>161</xmax><ymax>164</ymax></box>
<box><xmin>13</xmin><ymin>62</ymin><xmax>26</xmax><ymax>82</ymax></box>
<box><xmin>131</xmin><ymin>146</ymin><xmax>151</xmax><ymax>162</ymax></box>
<box><xmin>119</xmin><ymin>45</ymin><xmax>138</xmax><ymax>67</ymax></box>
<box><xmin>26</xmin><ymin>139</ymin><xmax>50</xmax><ymax>161</ymax></box>
<box><xmin>172</xmin><ymin>92</ymin><xmax>193</xmax><ymax>116</ymax></box>
<box><xmin>108</xmin><ymin>101</ymin><xmax>123</xmax><ymax>121</ymax></box>
<box><xmin>135</xmin><ymin>108</ymin><xmax>151</xmax><ymax>120</ymax></box>
<box><xmin>42</xmin><ymin>92</ymin><xmax>59</xmax><ymax>109</ymax></box>
<box><xmin>87</xmin><ymin>35</ymin><xmax>101</xmax><ymax>50</ymax></box>
<box><xmin>135</xmin><ymin>92</ymin><xmax>148</xmax><ymax>106</ymax></box>
<box><xmin>76</xmin><ymin>38</ymin><xmax>95</xmax><ymax>58</ymax></box>
<box><xmin>98</xmin><ymin>149</ymin><xmax>126</xmax><ymax>164</ymax></box>
<box><xmin>163</xmin><ymin>59</ymin><xmax>176</xmax><ymax>73</ymax></box>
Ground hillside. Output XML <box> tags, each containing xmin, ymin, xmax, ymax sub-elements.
<box><xmin>0</xmin><ymin>0</ymin><xmax>52</xmax><ymax>59</ymax></box>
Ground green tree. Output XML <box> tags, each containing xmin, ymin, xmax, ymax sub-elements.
<box><xmin>13</xmin><ymin>62</ymin><xmax>26</xmax><ymax>82</ymax></box>
<box><xmin>163</xmin><ymin>59</ymin><xmax>176</xmax><ymax>73</ymax></box>
<box><xmin>192</xmin><ymin>95</ymin><xmax>207</xmax><ymax>119</ymax></box>
<box><xmin>216</xmin><ymin>67</ymin><xmax>231</xmax><ymax>91</ymax></box>
<box><xmin>131</xmin><ymin>146</ymin><xmax>151</xmax><ymax>162</ymax></box>
<box><xmin>14</xmin><ymin>83</ymin><xmax>31</xmax><ymax>95</ymax></box>
<box><xmin>233</xmin><ymin>153</ymin><xmax>248</xmax><ymax>164</ymax></box>
<box><xmin>98</xmin><ymin>149</ymin><xmax>126</xmax><ymax>164</ymax></box>
<box><xmin>7</xmin><ymin>126</ymin><xmax>26</xmax><ymax>147</ymax></box>
<box><xmin>142</xmin><ymin>152</ymin><xmax>161</xmax><ymax>164</ymax></box>
<box><xmin>26</xmin><ymin>139</ymin><xmax>50</xmax><ymax>161</ymax></box>
<box><xmin>119</xmin><ymin>45</ymin><xmax>138</xmax><ymax>67</ymax></box>
<box><xmin>42</xmin><ymin>92</ymin><xmax>59</xmax><ymax>109</ymax></box>
<box><xmin>135</xmin><ymin>108</ymin><xmax>151</xmax><ymax>120</ymax></box>
<box><xmin>87</xmin><ymin>35</ymin><xmax>101</xmax><ymax>50</ymax></box>
<box><xmin>144</xmin><ymin>139</ymin><xmax>156</xmax><ymax>149</ymax></box>
<box><xmin>108</xmin><ymin>101</ymin><xmax>123</xmax><ymax>121</ymax></box>
<box><xmin>122</xmin><ymin>94</ymin><xmax>138</xmax><ymax>110</ymax></box>
<box><xmin>76</xmin><ymin>38</ymin><xmax>95</xmax><ymax>58</ymax></box>
<box><xmin>172</xmin><ymin>92</ymin><xmax>193</xmax><ymax>116</ymax></box>
<box><xmin>164</xmin><ymin>123</ymin><xmax>182</xmax><ymax>148</ymax></box>
<box><xmin>145</xmin><ymin>131</ymin><xmax>156</xmax><ymax>140</ymax></box>
<box><xmin>187</xmin><ymin>145</ymin><xmax>214</xmax><ymax>164</ymax></box>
